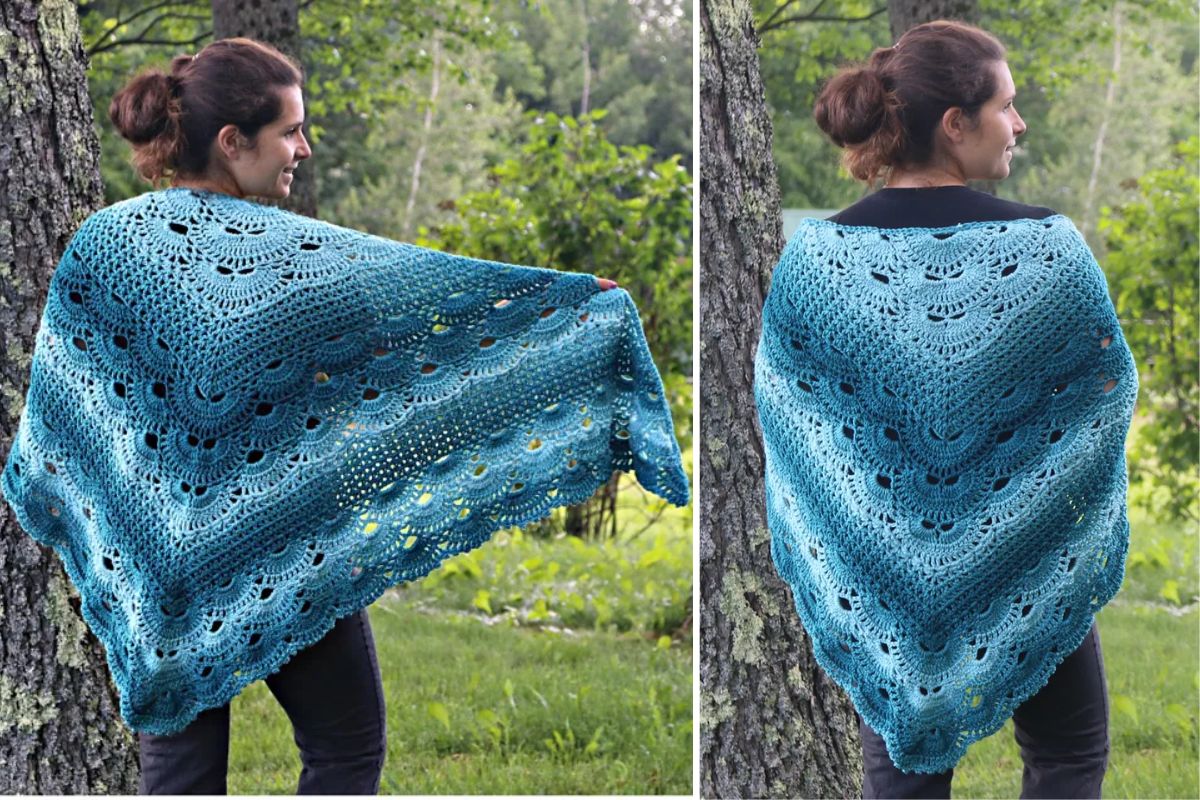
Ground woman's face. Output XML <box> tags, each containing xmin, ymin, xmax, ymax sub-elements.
<box><xmin>226</xmin><ymin>84</ymin><xmax>312</xmax><ymax>199</ymax></box>
<box><xmin>954</xmin><ymin>61</ymin><xmax>1027</xmax><ymax>181</ymax></box>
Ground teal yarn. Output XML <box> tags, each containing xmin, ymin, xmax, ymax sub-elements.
<box><xmin>1</xmin><ymin>188</ymin><xmax>688</xmax><ymax>735</ymax></box>
<box><xmin>754</xmin><ymin>215</ymin><xmax>1137</xmax><ymax>774</ymax></box>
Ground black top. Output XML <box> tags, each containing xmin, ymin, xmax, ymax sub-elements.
<box><xmin>825</xmin><ymin>185</ymin><xmax>1057</xmax><ymax>228</ymax></box>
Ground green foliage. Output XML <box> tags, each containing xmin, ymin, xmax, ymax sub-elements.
<box><xmin>1122</xmin><ymin>481</ymin><xmax>1199</xmax><ymax>607</ymax></box>
<box><xmin>395</xmin><ymin>477</ymin><xmax>693</xmax><ymax>637</ymax></box>
<box><xmin>980</xmin><ymin>0</ymin><xmax>1197</xmax><ymax>99</ymax></box>
<box><xmin>1098</xmin><ymin>136</ymin><xmax>1199</xmax><ymax>524</ymax></box>
<box><xmin>492</xmin><ymin>0</ymin><xmax>693</xmax><ymax>169</ymax></box>
<box><xmin>298</xmin><ymin>0</ymin><xmax>501</xmax><ymax>127</ymax></box>
<box><xmin>1011</xmin><ymin>6</ymin><xmax>1198</xmax><ymax>231</ymax></box>
<box><xmin>323</xmin><ymin>33</ymin><xmax>526</xmax><ymax>239</ymax></box>
<box><xmin>417</xmin><ymin>111</ymin><xmax>693</xmax><ymax>446</ymax></box>
<box><xmin>752</xmin><ymin>0</ymin><xmax>886</xmax><ymax>208</ymax></box>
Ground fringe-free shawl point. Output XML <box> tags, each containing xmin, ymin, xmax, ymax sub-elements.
<box><xmin>1</xmin><ymin>187</ymin><xmax>689</xmax><ymax>735</ymax></box>
<box><xmin>754</xmin><ymin>214</ymin><xmax>1138</xmax><ymax>773</ymax></box>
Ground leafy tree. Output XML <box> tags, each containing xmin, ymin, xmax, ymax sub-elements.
<box><xmin>323</xmin><ymin>33</ymin><xmax>528</xmax><ymax>237</ymax></box>
<box><xmin>1098</xmin><ymin>136</ymin><xmax>1199</xmax><ymax>524</ymax></box>
<box><xmin>419</xmin><ymin>111</ymin><xmax>691</xmax><ymax>411</ymax></box>
<box><xmin>492</xmin><ymin>0</ymin><xmax>693</xmax><ymax>169</ymax></box>
<box><xmin>1001</xmin><ymin>2</ymin><xmax>1198</xmax><ymax>236</ymax></box>
<box><xmin>418</xmin><ymin>111</ymin><xmax>692</xmax><ymax>536</ymax></box>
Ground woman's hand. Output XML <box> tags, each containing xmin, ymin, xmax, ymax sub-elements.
<box><xmin>597</xmin><ymin>278</ymin><xmax>618</xmax><ymax>290</ymax></box>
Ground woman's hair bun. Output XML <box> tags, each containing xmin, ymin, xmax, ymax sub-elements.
<box><xmin>108</xmin><ymin>69</ymin><xmax>177</xmax><ymax>145</ymax></box>
<box><xmin>813</xmin><ymin>64</ymin><xmax>894</xmax><ymax>148</ymax></box>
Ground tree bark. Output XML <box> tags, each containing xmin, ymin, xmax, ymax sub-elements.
<box><xmin>211</xmin><ymin>0</ymin><xmax>317</xmax><ymax>217</ymax></box>
<box><xmin>698</xmin><ymin>0</ymin><xmax>862</xmax><ymax>797</ymax></box>
<box><xmin>0</xmin><ymin>0</ymin><xmax>139</xmax><ymax>792</ymax></box>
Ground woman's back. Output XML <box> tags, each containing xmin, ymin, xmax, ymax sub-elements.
<box><xmin>755</xmin><ymin>201</ymin><xmax>1137</xmax><ymax>775</ymax></box>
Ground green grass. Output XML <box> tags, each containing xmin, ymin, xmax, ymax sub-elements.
<box><xmin>227</xmin><ymin>602</ymin><xmax>692</xmax><ymax>794</ymax></box>
<box><xmin>225</xmin><ymin>471</ymin><xmax>694</xmax><ymax>794</ymax></box>
<box><xmin>951</xmin><ymin>499</ymin><xmax>1199</xmax><ymax>798</ymax></box>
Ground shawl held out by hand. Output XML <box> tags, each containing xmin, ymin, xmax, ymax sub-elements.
<box><xmin>754</xmin><ymin>215</ymin><xmax>1137</xmax><ymax>774</ymax></box>
<box><xmin>1</xmin><ymin>188</ymin><xmax>689</xmax><ymax>735</ymax></box>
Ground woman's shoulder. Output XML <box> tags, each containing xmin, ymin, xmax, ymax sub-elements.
<box><xmin>980</xmin><ymin>191</ymin><xmax>1058</xmax><ymax>221</ymax></box>
<box><xmin>825</xmin><ymin>186</ymin><xmax>1058</xmax><ymax>228</ymax></box>
<box><xmin>76</xmin><ymin>189</ymin><xmax>178</xmax><ymax>226</ymax></box>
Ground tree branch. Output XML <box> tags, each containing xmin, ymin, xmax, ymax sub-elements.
<box><xmin>758</xmin><ymin>4</ymin><xmax>887</xmax><ymax>34</ymax></box>
<box><xmin>760</xmin><ymin>0</ymin><xmax>825</xmax><ymax>35</ymax></box>
<box><xmin>89</xmin><ymin>29</ymin><xmax>213</xmax><ymax>57</ymax></box>
<box><xmin>85</xmin><ymin>0</ymin><xmax>185</xmax><ymax>55</ymax></box>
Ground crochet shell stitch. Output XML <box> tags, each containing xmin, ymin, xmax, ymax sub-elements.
<box><xmin>1</xmin><ymin>188</ymin><xmax>689</xmax><ymax>735</ymax></box>
<box><xmin>753</xmin><ymin>214</ymin><xmax>1138</xmax><ymax>773</ymax></box>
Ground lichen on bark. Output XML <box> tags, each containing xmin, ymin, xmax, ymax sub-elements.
<box><xmin>46</xmin><ymin>568</ymin><xmax>91</xmax><ymax>670</ymax></box>
<box><xmin>0</xmin><ymin>675</ymin><xmax>57</xmax><ymax>735</ymax></box>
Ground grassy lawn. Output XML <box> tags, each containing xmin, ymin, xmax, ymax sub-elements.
<box><xmin>952</xmin><ymin>498</ymin><xmax>1199</xmax><ymax>799</ymax></box>
<box><xmin>225</xmin><ymin>472</ymin><xmax>694</xmax><ymax>794</ymax></box>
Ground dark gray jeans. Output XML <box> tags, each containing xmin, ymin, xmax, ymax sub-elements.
<box><xmin>860</xmin><ymin>619</ymin><xmax>1110</xmax><ymax>799</ymax></box>
<box><xmin>137</xmin><ymin>606</ymin><xmax>387</xmax><ymax>795</ymax></box>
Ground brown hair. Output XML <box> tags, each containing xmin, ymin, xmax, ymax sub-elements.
<box><xmin>108</xmin><ymin>38</ymin><xmax>304</xmax><ymax>186</ymax></box>
<box><xmin>813</xmin><ymin>20</ymin><xmax>1007</xmax><ymax>186</ymax></box>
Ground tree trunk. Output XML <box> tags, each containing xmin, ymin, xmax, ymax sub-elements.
<box><xmin>888</xmin><ymin>0</ymin><xmax>978</xmax><ymax>37</ymax></box>
<box><xmin>0</xmin><ymin>0</ymin><xmax>139</xmax><ymax>792</ymax></box>
<box><xmin>1082</xmin><ymin>1</ymin><xmax>1122</xmax><ymax>238</ymax></box>
<box><xmin>211</xmin><ymin>0</ymin><xmax>317</xmax><ymax>218</ymax></box>
<box><xmin>402</xmin><ymin>32</ymin><xmax>442</xmax><ymax>240</ymax></box>
<box><xmin>698</xmin><ymin>1</ymin><xmax>862</xmax><ymax>797</ymax></box>
<box><xmin>578</xmin><ymin>0</ymin><xmax>591</xmax><ymax>115</ymax></box>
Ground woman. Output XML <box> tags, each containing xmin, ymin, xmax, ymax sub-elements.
<box><xmin>1</xmin><ymin>38</ymin><xmax>687</xmax><ymax>794</ymax></box>
<box><xmin>108</xmin><ymin>41</ymin><xmax>391</xmax><ymax>794</ymax></box>
<box><xmin>754</xmin><ymin>21</ymin><xmax>1136</xmax><ymax>800</ymax></box>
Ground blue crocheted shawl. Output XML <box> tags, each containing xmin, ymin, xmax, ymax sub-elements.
<box><xmin>754</xmin><ymin>215</ymin><xmax>1138</xmax><ymax>774</ymax></box>
<box><xmin>1</xmin><ymin>188</ymin><xmax>689</xmax><ymax>735</ymax></box>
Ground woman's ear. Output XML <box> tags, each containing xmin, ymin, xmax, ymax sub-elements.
<box><xmin>214</xmin><ymin>124</ymin><xmax>247</xmax><ymax>162</ymax></box>
<box><xmin>939</xmin><ymin>107</ymin><xmax>968</xmax><ymax>145</ymax></box>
